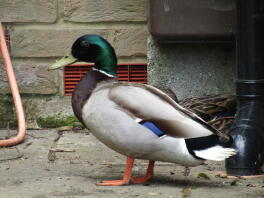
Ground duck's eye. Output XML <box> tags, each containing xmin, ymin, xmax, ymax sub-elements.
<box><xmin>80</xmin><ymin>40</ymin><xmax>90</xmax><ymax>47</ymax></box>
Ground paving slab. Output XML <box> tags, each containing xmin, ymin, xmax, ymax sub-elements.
<box><xmin>0</xmin><ymin>130</ymin><xmax>263</xmax><ymax>198</ymax></box>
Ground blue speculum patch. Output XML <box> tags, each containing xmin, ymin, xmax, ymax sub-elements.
<box><xmin>140</xmin><ymin>121</ymin><xmax>165</xmax><ymax>137</ymax></box>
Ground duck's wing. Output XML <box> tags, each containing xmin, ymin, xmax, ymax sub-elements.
<box><xmin>108</xmin><ymin>82</ymin><xmax>230</xmax><ymax>141</ymax></box>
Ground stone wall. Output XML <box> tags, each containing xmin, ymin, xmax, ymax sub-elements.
<box><xmin>148</xmin><ymin>37</ymin><xmax>236</xmax><ymax>100</ymax></box>
<box><xmin>0</xmin><ymin>0</ymin><xmax>147</xmax><ymax>128</ymax></box>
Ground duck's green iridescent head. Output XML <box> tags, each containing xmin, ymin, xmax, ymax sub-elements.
<box><xmin>49</xmin><ymin>34</ymin><xmax>117</xmax><ymax>76</ymax></box>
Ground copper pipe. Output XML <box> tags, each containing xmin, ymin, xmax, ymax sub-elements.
<box><xmin>0</xmin><ymin>22</ymin><xmax>26</xmax><ymax>147</ymax></box>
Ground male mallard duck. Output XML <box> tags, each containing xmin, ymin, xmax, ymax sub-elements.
<box><xmin>49</xmin><ymin>35</ymin><xmax>236</xmax><ymax>186</ymax></box>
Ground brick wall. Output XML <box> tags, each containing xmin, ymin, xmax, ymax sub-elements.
<box><xmin>0</xmin><ymin>0</ymin><xmax>147</xmax><ymax>128</ymax></box>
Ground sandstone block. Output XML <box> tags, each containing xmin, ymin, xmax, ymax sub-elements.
<box><xmin>0</xmin><ymin>60</ymin><xmax>59</xmax><ymax>94</ymax></box>
<box><xmin>10</xmin><ymin>28</ymin><xmax>112</xmax><ymax>58</ymax></box>
<box><xmin>10</xmin><ymin>27</ymin><xmax>148</xmax><ymax>58</ymax></box>
<box><xmin>0</xmin><ymin>0</ymin><xmax>57</xmax><ymax>23</ymax></box>
<box><xmin>113</xmin><ymin>28</ymin><xmax>148</xmax><ymax>57</ymax></box>
<box><xmin>64</xmin><ymin>0</ymin><xmax>146</xmax><ymax>22</ymax></box>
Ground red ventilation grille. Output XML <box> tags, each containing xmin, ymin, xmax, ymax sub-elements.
<box><xmin>64</xmin><ymin>64</ymin><xmax>147</xmax><ymax>96</ymax></box>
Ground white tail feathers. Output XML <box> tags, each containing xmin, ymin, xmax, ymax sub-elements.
<box><xmin>194</xmin><ymin>146</ymin><xmax>237</xmax><ymax>161</ymax></box>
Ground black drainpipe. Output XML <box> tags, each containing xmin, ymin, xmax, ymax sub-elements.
<box><xmin>226</xmin><ymin>0</ymin><xmax>264</xmax><ymax>175</ymax></box>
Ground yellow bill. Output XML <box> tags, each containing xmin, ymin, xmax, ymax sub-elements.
<box><xmin>49</xmin><ymin>53</ymin><xmax>77</xmax><ymax>70</ymax></box>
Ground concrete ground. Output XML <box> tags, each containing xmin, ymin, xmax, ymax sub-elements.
<box><xmin>0</xmin><ymin>129</ymin><xmax>263</xmax><ymax>198</ymax></box>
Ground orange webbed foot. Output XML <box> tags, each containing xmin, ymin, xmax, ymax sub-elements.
<box><xmin>96</xmin><ymin>179</ymin><xmax>130</xmax><ymax>186</ymax></box>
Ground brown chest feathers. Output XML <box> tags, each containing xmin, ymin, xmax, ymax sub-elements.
<box><xmin>71</xmin><ymin>69</ymin><xmax>114</xmax><ymax>123</ymax></box>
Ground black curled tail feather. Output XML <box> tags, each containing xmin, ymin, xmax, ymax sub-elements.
<box><xmin>185</xmin><ymin>135</ymin><xmax>234</xmax><ymax>160</ymax></box>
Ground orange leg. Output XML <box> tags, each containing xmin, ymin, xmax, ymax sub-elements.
<box><xmin>97</xmin><ymin>157</ymin><xmax>134</xmax><ymax>186</ymax></box>
<box><xmin>131</xmin><ymin>160</ymin><xmax>155</xmax><ymax>184</ymax></box>
<box><xmin>96</xmin><ymin>157</ymin><xmax>155</xmax><ymax>186</ymax></box>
